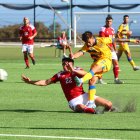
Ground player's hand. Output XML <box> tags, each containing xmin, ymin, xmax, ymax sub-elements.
<box><xmin>69</xmin><ymin>53</ymin><xmax>74</xmax><ymax>59</ymax></box>
<box><xmin>135</xmin><ymin>39</ymin><xmax>140</xmax><ymax>43</ymax></box>
<box><xmin>19</xmin><ymin>37</ymin><xmax>22</xmax><ymax>40</ymax></box>
<box><xmin>28</xmin><ymin>36</ymin><xmax>33</xmax><ymax>40</ymax></box>
<box><xmin>66</xmin><ymin>62</ymin><xmax>74</xmax><ymax>72</ymax></box>
<box><xmin>22</xmin><ymin>74</ymin><xmax>31</xmax><ymax>83</ymax></box>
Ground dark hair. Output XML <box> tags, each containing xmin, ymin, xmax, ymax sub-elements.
<box><xmin>106</xmin><ymin>15</ymin><xmax>113</xmax><ymax>21</ymax></box>
<box><xmin>123</xmin><ymin>15</ymin><xmax>129</xmax><ymax>19</ymax></box>
<box><xmin>82</xmin><ymin>31</ymin><xmax>93</xmax><ymax>42</ymax></box>
<box><xmin>62</xmin><ymin>57</ymin><xmax>74</xmax><ymax>64</ymax></box>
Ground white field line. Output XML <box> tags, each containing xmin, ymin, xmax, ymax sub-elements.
<box><xmin>0</xmin><ymin>134</ymin><xmax>121</xmax><ymax>140</ymax></box>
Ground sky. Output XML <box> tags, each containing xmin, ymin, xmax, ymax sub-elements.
<box><xmin>0</xmin><ymin>0</ymin><xmax>140</xmax><ymax>35</ymax></box>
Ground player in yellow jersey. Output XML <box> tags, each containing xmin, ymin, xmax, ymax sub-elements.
<box><xmin>71</xmin><ymin>31</ymin><xmax>140</xmax><ymax>108</ymax></box>
<box><xmin>117</xmin><ymin>15</ymin><xmax>140</xmax><ymax>71</ymax></box>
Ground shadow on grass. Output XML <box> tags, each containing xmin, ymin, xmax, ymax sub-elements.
<box><xmin>0</xmin><ymin>126</ymin><xmax>140</xmax><ymax>132</ymax></box>
<box><xmin>0</xmin><ymin>109</ymin><xmax>72</xmax><ymax>113</ymax></box>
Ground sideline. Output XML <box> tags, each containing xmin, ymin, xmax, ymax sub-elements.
<box><xmin>0</xmin><ymin>134</ymin><xmax>120</xmax><ymax>140</ymax></box>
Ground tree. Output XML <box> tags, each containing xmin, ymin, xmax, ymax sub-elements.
<box><xmin>48</xmin><ymin>22</ymin><xmax>61</xmax><ymax>38</ymax></box>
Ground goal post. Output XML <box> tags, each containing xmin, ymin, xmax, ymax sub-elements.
<box><xmin>73</xmin><ymin>11</ymin><xmax>140</xmax><ymax>47</ymax></box>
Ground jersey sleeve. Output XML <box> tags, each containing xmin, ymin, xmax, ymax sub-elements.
<box><xmin>117</xmin><ymin>24</ymin><xmax>123</xmax><ymax>33</ymax></box>
<box><xmin>32</xmin><ymin>28</ymin><xmax>37</xmax><ymax>35</ymax></box>
<box><xmin>50</xmin><ymin>73</ymin><xmax>59</xmax><ymax>83</ymax></box>
<box><xmin>99</xmin><ymin>27</ymin><xmax>106</xmax><ymax>37</ymax></box>
<box><xmin>79</xmin><ymin>44</ymin><xmax>87</xmax><ymax>53</ymax></box>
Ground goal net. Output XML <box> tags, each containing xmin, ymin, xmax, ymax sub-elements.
<box><xmin>73</xmin><ymin>12</ymin><xmax>140</xmax><ymax>47</ymax></box>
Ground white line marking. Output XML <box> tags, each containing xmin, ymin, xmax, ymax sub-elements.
<box><xmin>0</xmin><ymin>134</ymin><xmax>120</xmax><ymax>140</ymax></box>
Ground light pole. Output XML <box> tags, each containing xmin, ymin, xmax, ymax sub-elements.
<box><xmin>61</xmin><ymin>0</ymin><xmax>71</xmax><ymax>42</ymax></box>
<box><xmin>33</xmin><ymin>0</ymin><xmax>36</xmax><ymax>26</ymax></box>
<box><xmin>53</xmin><ymin>10</ymin><xmax>61</xmax><ymax>45</ymax></box>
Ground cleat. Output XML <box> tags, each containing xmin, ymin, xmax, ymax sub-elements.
<box><xmin>109</xmin><ymin>106</ymin><xmax>119</xmax><ymax>112</ymax></box>
<box><xmin>25</xmin><ymin>66</ymin><xmax>30</xmax><ymax>69</ymax></box>
<box><xmin>86</xmin><ymin>101</ymin><xmax>96</xmax><ymax>109</ymax></box>
<box><xmin>84</xmin><ymin>107</ymin><xmax>96</xmax><ymax>114</ymax></box>
<box><xmin>74</xmin><ymin>76</ymin><xmax>82</xmax><ymax>87</ymax></box>
<box><xmin>133</xmin><ymin>66</ymin><xmax>140</xmax><ymax>71</ymax></box>
<box><xmin>32</xmin><ymin>59</ymin><xmax>36</xmax><ymax>65</ymax></box>
<box><xmin>98</xmin><ymin>79</ymin><xmax>107</xmax><ymax>84</ymax></box>
<box><xmin>63</xmin><ymin>54</ymin><xmax>68</xmax><ymax>58</ymax></box>
<box><xmin>114</xmin><ymin>79</ymin><xmax>124</xmax><ymax>84</ymax></box>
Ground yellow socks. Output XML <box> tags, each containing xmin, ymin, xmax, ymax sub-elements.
<box><xmin>88</xmin><ymin>85</ymin><xmax>96</xmax><ymax>101</ymax></box>
<box><xmin>81</xmin><ymin>70</ymin><xmax>94</xmax><ymax>83</ymax></box>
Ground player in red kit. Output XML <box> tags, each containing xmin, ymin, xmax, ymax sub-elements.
<box><xmin>19</xmin><ymin>17</ymin><xmax>37</xmax><ymax>69</ymax></box>
<box><xmin>98</xmin><ymin>16</ymin><xmax>124</xmax><ymax>84</ymax></box>
<box><xmin>22</xmin><ymin>58</ymin><xmax>114</xmax><ymax>114</ymax></box>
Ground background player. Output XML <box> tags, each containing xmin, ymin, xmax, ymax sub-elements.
<box><xmin>22</xmin><ymin>57</ymin><xmax>114</xmax><ymax>114</ymax></box>
<box><xmin>116</xmin><ymin>15</ymin><xmax>140</xmax><ymax>71</ymax></box>
<box><xmin>98</xmin><ymin>15</ymin><xmax>124</xmax><ymax>84</ymax></box>
<box><xmin>19</xmin><ymin>17</ymin><xmax>37</xmax><ymax>69</ymax></box>
<box><xmin>57</xmin><ymin>31</ymin><xmax>72</xmax><ymax>58</ymax></box>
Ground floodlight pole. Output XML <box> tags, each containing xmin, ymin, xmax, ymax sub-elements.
<box><xmin>108</xmin><ymin>0</ymin><xmax>110</xmax><ymax>13</ymax></box>
<box><xmin>61</xmin><ymin>0</ymin><xmax>72</xmax><ymax>42</ymax></box>
<box><xmin>70</xmin><ymin>0</ymin><xmax>73</xmax><ymax>41</ymax></box>
<box><xmin>34</xmin><ymin>0</ymin><xmax>36</xmax><ymax>26</ymax></box>
<box><xmin>53</xmin><ymin>12</ymin><xmax>56</xmax><ymax>44</ymax></box>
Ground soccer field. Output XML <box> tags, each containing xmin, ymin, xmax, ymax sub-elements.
<box><xmin>0</xmin><ymin>46</ymin><xmax>140</xmax><ymax>140</ymax></box>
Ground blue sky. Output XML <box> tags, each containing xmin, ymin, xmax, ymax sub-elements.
<box><xmin>1</xmin><ymin>0</ymin><xmax>140</xmax><ymax>35</ymax></box>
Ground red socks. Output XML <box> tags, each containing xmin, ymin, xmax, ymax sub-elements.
<box><xmin>113</xmin><ymin>65</ymin><xmax>119</xmax><ymax>79</ymax></box>
<box><xmin>24</xmin><ymin>56</ymin><xmax>29</xmax><ymax>67</ymax></box>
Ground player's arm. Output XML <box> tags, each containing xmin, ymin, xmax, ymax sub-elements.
<box><xmin>72</xmin><ymin>68</ymin><xmax>87</xmax><ymax>76</ymax></box>
<box><xmin>99</xmin><ymin>31</ymin><xmax>106</xmax><ymax>37</ymax></box>
<box><xmin>71</xmin><ymin>50</ymin><xmax>84</xmax><ymax>59</ymax></box>
<box><xmin>66</xmin><ymin>62</ymin><xmax>87</xmax><ymax>76</ymax></box>
<box><xmin>19</xmin><ymin>29</ymin><xmax>23</xmax><ymax>40</ymax></box>
<box><xmin>21</xmin><ymin>75</ymin><xmax>53</xmax><ymax>86</ymax></box>
<box><xmin>29</xmin><ymin>29</ymin><xmax>38</xmax><ymax>40</ymax></box>
<box><xmin>115</xmin><ymin>38</ymin><xmax>140</xmax><ymax>43</ymax></box>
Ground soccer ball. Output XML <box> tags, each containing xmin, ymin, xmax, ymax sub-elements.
<box><xmin>0</xmin><ymin>69</ymin><xmax>8</xmax><ymax>81</ymax></box>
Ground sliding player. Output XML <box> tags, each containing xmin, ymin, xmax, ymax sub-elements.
<box><xmin>19</xmin><ymin>17</ymin><xmax>37</xmax><ymax>69</ymax></box>
<box><xmin>117</xmin><ymin>15</ymin><xmax>140</xmax><ymax>71</ymax></box>
<box><xmin>22</xmin><ymin>57</ymin><xmax>114</xmax><ymax>114</ymax></box>
<box><xmin>98</xmin><ymin>15</ymin><xmax>124</xmax><ymax>84</ymax></box>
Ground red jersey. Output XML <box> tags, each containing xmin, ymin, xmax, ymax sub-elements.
<box><xmin>19</xmin><ymin>24</ymin><xmax>37</xmax><ymax>45</ymax></box>
<box><xmin>99</xmin><ymin>26</ymin><xmax>115</xmax><ymax>48</ymax></box>
<box><xmin>51</xmin><ymin>67</ymin><xmax>85</xmax><ymax>102</ymax></box>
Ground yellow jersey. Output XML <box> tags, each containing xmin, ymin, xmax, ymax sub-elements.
<box><xmin>80</xmin><ymin>37</ymin><xmax>112</xmax><ymax>60</ymax></box>
<box><xmin>117</xmin><ymin>23</ymin><xmax>129</xmax><ymax>39</ymax></box>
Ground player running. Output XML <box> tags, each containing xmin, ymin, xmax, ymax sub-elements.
<box><xmin>19</xmin><ymin>17</ymin><xmax>37</xmax><ymax>69</ymax></box>
<box><xmin>116</xmin><ymin>15</ymin><xmax>140</xmax><ymax>71</ymax></box>
<box><xmin>98</xmin><ymin>16</ymin><xmax>124</xmax><ymax>84</ymax></box>
<box><xmin>71</xmin><ymin>31</ymin><xmax>140</xmax><ymax>108</ymax></box>
<box><xmin>22</xmin><ymin>57</ymin><xmax>114</xmax><ymax>114</ymax></box>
